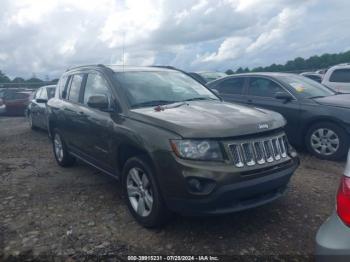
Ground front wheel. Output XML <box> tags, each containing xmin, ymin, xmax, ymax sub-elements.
<box><xmin>122</xmin><ymin>156</ymin><xmax>170</xmax><ymax>228</ymax></box>
<box><xmin>306</xmin><ymin>122</ymin><xmax>349</xmax><ymax>160</ymax></box>
<box><xmin>52</xmin><ymin>129</ymin><xmax>76</xmax><ymax>167</ymax></box>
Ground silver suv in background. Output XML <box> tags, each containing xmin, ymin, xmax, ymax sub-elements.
<box><xmin>316</xmin><ymin>150</ymin><xmax>350</xmax><ymax>260</ymax></box>
<box><xmin>322</xmin><ymin>64</ymin><xmax>350</xmax><ymax>93</ymax></box>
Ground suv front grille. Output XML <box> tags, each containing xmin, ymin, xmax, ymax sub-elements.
<box><xmin>229</xmin><ymin>134</ymin><xmax>289</xmax><ymax>168</ymax></box>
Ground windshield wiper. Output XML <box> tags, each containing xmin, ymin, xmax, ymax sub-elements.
<box><xmin>132</xmin><ymin>100</ymin><xmax>179</xmax><ymax>108</ymax></box>
<box><xmin>308</xmin><ymin>95</ymin><xmax>326</xmax><ymax>99</ymax></box>
<box><xmin>183</xmin><ymin>97</ymin><xmax>218</xmax><ymax>102</ymax></box>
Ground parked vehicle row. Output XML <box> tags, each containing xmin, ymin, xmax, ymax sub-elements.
<box><xmin>37</xmin><ymin>64</ymin><xmax>300</xmax><ymax>228</ymax></box>
<box><xmin>208</xmin><ymin>73</ymin><xmax>350</xmax><ymax>160</ymax></box>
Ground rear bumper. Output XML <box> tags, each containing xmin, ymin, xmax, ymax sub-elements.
<box><xmin>165</xmin><ymin>158</ymin><xmax>299</xmax><ymax>215</ymax></box>
<box><xmin>315</xmin><ymin>212</ymin><xmax>350</xmax><ymax>261</ymax></box>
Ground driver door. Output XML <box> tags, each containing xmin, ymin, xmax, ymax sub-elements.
<box><xmin>245</xmin><ymin>77</ymin><xmax>301</xmax><ymax>145</ymax></box>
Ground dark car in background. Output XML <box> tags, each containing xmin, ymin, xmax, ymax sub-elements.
<box><xmin>195</xmin><ymin>71</ymin><xmax>227</xmax><ymax>82</ymax></box>
<box><xmin>47</xmin><ymin>65</ymin><xmax>299</xmax><ymax>227</ymax></box>
<box><xmin>315</xmin><ymin>150</ymin><xmax>350</xmax><ymax>260</ymax></box>
<box><xmin>300</xmin><ymin>72</ymin><xmax>323</xmax><ymax>83</ymax></box>
<box><xmin>0</xmin><ymin>88</ymin><xmax>33</xmax><ymax>116</ymax></box>
<box><xmin>27</xmin><ymin>85</ymin><xmax>56</xmax><ymax>130</ymax></box>
<box><xmin>187</xmin><ymin>72</ymin><xmax>208</xmax><ymax>85</ymax></box>
<box><xmin>208</xmin><ymin>73</ymin><xmax>350</xmax><ymax>160</ymax></box>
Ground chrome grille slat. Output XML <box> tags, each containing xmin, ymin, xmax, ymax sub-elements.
<box><xmin>229</xmin><ymin>134</ymin><xmax>289</xmax><ymax>168</ymax></box>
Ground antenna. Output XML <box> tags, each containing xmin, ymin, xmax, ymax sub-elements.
<box><xmin>122</xmin><ymin>31</ymin><xmax>125</xmax><ymax>71</ymax></box>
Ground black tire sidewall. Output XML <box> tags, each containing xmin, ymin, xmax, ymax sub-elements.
<box><xmin>28</xmin><ymin>113</ymin><xmax>35</xmax><ymax>130</ymax></box>
<box><xmin>306</xmin><ymin>122</ymin><xmax>349</xmax><ymax>160</ymax></box>
<box><xmin>52</xmin><ymin>129</ymin><xmax>75</xmax><ymax>167</ymax></box>
<box><xmin>122</xmin><ymin>156</ymin><xmax>168</xmax><ymax>228</ymax></box>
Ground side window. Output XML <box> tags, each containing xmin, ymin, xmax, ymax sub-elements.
<box><xmin>13</xmin><ymin>93</ymin><xmax>28</xmax><ymax>99</ymax></box>
<box><xmin>41</xmin><ymin>88</ymin><xmax>48</xmax><ymax>100</ymax></box>
<box><xmin>215</xmin><ymin>78</ymin><xmax>244</xmax><ymax>95</ymax></box>
<box><xmin>83</xmin><ymin>73</ymin><xmax>111</xmax><ymax>106</ymax></box>
<box><xmin>329</xmin><ymin>69</ymin><xmax>350</xmax><ymax>83</ymax></box>
<box><xmin>34</xmin><ymin>88</ymin><xmax>42</xmax><ymax>99</ymax></box>
<box><xmin>68</xmin><ymin>74</ymin><xmax>84</xmax><ymax>103</ymax></box>
<box><xmin>47</xmin><ymin>88</ymin><xmax>56</xmax><ymax>99</ymax></box>
<box><xmin>58</xmin><ymin>75</ymin><xmax>68</xmax><ymax>98</ymax></box>
<box><xmin>248</xmin><ymin>78</ymin><xmax>286</xmax><ymax>98</ymax></box>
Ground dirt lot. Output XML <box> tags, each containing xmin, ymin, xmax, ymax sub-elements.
<box><xmin>0</xmin><ymin>117</ymin><xmax>346</xmax><ymax>261</ymax></box>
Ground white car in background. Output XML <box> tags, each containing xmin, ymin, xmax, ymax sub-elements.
<box><xmin>322</xmin><ymin>64</ymin><xmax>350</xmax><ymax>93</ymax></box>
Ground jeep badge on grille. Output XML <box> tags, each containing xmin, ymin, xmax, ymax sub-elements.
<box><xmin>258</xmin><ymin>123</ymin><xmax>269</xmax><ymax>130</ymax></box>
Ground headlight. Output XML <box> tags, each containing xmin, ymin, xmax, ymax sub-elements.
<box><xmin>170</xmin><ymin>140</ymin><xmax>223</xmax><ymax>161</ymax></box>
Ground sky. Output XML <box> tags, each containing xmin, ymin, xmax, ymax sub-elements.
<box><xmin>0</xmin><ymin>0</ymin><xmax>350</xmax><ymax>80</ymax></box>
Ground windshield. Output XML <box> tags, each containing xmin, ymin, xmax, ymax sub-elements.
<box><xmin>278</xmin><ymin>74</ymin><xmax>335</xmax><ymax>98</ymax></box>
<box><xmin>114</xmin><ymin>71</ymin><xmax>219</xmax><ymax>108</ymax></box>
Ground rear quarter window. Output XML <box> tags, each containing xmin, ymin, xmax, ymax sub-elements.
<box><xmin>57</xmin><ymin>75</ymin><xmax>69</xmax><ymax>98</ymax></box>
<box><xmin>329</xmin><ymin>69</ymin><xmax>350</xmax><ymax>83</ymax></box>
<box><xmin>67</xmin><ymin>74</ymin><xmax>84</xmax><ymax>103</ymax></box>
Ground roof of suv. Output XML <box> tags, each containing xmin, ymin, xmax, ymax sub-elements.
<box><xmin>67</xmin><ymin>64</ymin><xmax>175</xmax><ymax>73</ymax></box>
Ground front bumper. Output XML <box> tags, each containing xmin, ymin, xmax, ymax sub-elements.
<box><xmin>154</xmin><ymin>150</ymin><xmax>299</xmax><ymax>215</ymax></box>
<box><xmin>315</xmin><ymin>212</ymin><xmax>350</xmax><ymax>261</ymax></box>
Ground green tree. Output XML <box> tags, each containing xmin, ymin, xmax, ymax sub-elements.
<box><xmin>225</xmin><ymin>69</ymin><xmax>234</xmax><ymax>75</ymax></box>
<box><xmin>0</xmin><ymin>70</ymin><xmax>10</xmax><ymax>83</ymax></box>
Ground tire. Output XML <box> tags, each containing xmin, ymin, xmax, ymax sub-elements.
<box><xmin>28</xmin><ymin>112</ymin><xmax>37</xmax><ymax>130</ymax></box>
<box><xmin>122</xmin><ymin>156</ymin><xmax>170</xmax><ymax>228</ymax></box>
<box><xmin>52</xmin><ymin>129</ymin><xmax>76</xmax><ymax>167</ymax></box>
<box><xmin>305</xmin><ymin>122</ymin><xmax>349</xmax><ymax>160</ymax></box>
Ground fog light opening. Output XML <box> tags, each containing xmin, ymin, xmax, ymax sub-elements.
<box><xmin>186</xmin><ymin>177</ymin><xmax>216</xmax><ymax>194</ymax></box>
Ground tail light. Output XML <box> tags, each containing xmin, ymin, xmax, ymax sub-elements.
<box><xmin>336</xmin><ymin>176</ymin><xmax>350</xmax><ymax>227</ymax></box>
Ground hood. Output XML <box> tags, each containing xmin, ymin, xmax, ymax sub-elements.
<box><xmin>313</xmin><ymin>94</ymin><xmax>350</xmax><ymax>109</ymax></box>
<box><xmin>129</xmin><ymin>101</ymin><xmax>285</xmax><ymax>138</ymax></box>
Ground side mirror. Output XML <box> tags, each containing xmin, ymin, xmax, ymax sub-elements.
<box><xmin>275</xmin><ymin>92</ymin><xmax>293</xmax><ymax>102</ymax></box>
<box><xmin>87</xmin><ymin>95</ymin><xmax>110</xmax><ymax>111</ymax></box>
<box><xmin>36</xmin><ymin>98</ymin><xmax>48</xmax><ymax>103</ymax></box>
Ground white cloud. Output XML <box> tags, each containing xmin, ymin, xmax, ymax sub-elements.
<box><xmin>197</xmin><ymin>37</ymin><xmax>252</xmax><ymax>62</ymax></box>
<box><xmin>0</xmin><ymin>0</ymin><xmax>349</xmax><ymax>79</ymax></box>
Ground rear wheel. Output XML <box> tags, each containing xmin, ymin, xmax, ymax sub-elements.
<box><xmin>52</xmin><ymin>129</ymin><xmax>76</xmax><ymax>167</ymax></box>
<box><xmin>122</xmin><ymin>156</ymin><xmax>170</xmax><ymax>228</ymax></box>
<box><xmin>306</xmin><ymin>122</ymin><xmax>349</xmax><ymax>160</ymax></box>
<box><xmin>28</xmin><ymin>112</ymin><xmax>36</xmax><ymax>130</ymax></box>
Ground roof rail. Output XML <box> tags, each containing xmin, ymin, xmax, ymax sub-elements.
<box><xmin>65</xmin><ymin>64</ymin><xmax>107</xmax><ymax>72</ymax></box>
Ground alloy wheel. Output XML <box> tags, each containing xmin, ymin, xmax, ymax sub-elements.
<box><xmin>310</xmin><ymin>128</ymin><xmax>339</xmax><ymax>156</ymax></box>
<box><xmin>28</xmin><ymin>114</ymin><xmax>33</xmax><ymax>128</ymax></box>
<box><xmin>54</xmin><ymin>134</ymin><xmax>64</xmax><ymax>162</ymax></box>
<box><xmin>126</xmin><ymin>167</ymin><xmax>153</xmax><ymax>217</ymax></box>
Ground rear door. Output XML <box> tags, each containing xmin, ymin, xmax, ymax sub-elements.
<box><xmin>30</xmin><ymin>88</ymin><xmax>42</xmax><ymax>125</ymax></box>
<box><xmin>210</xmin><ymin>77</ymin><xmax>247</xmax><ymax>104</ymax></box>
<box><xmin>63</xmin><ymin>73</ymin><xmax>87</xmax><ymax>152</ymax></box>
<box><xmin>245</xmin><ymin>77</ymin><xmax>301</xmax><ymax>144</ymax></box>
<box><xmin>37</xmin><ymin>87</ymin><xmax>49</xmax><ymax>128</ymax></box>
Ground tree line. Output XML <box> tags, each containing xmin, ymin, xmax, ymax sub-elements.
<box><xmin>225</xmin><ymin>50</ymin><xmax>350</xmax><ymax>75</ymax></box>
<box><xmin>0</xmin><ymin>72</ymin><xmax>58</xmax><ymax>89</ymax></box>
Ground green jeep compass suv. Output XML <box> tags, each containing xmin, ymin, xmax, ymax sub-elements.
<box><xmin>47</xmin><ymin>65</ymin><xmax>299</xmax><ymax>227</ymax></box>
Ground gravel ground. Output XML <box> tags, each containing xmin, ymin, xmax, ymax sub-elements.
<box><xmin>0</xmin><ymin>117</ymin><xmax>346</xmax><ymax>261</ymax></box>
